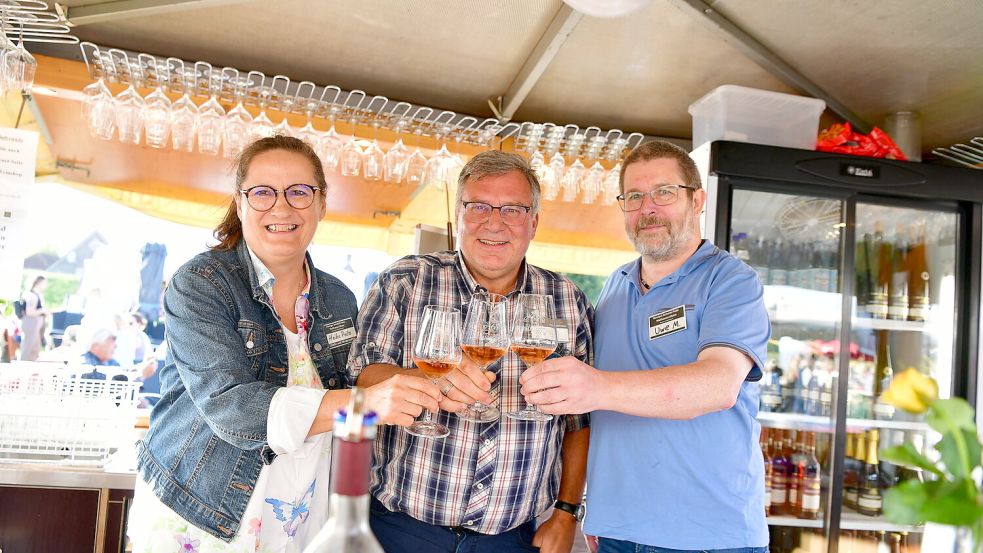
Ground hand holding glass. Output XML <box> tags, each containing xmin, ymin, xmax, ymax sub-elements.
<box><xmin>406</xmin><ymin>306</ymin><xmax>461</xmax><ymax>438</ymax></box>
<box><xmin>458</xmin><ymin>292</ymin><xmax>508</xmax><ymax>422</ymax></box>
<box><xmin>507</xmin><ymin>293</ymin><xmax>556</xmax><ymax>422</ymax></box>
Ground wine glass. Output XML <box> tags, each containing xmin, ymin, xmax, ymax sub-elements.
<box><xmin>223</xmin><ymin>79</ymin><xmax>252</xmax><ymax>158</ymax></box>
<box><xmin>406</xmin><ymin>306</ymin><xmax>462</xmax><ymax>439</ymax></box>
<box><xmin>458</xmin><ymin>292</ymin><xmax>509</xmax><ymax>422</ymax></box>
<box><xmin>196</xmin><ymin>81</ymin><xmax>225</xmax><ymax>156</ymax></box>
<box><xmin>114</xmin><ymin>68</ymin><xmax>146</xmax><ymax>145</ymax></box>
<box><xmin>339</xmin><ymin>116</ymin><xmax>363</xmax><ymax>177</ymax></box>
<box><xmin>82</xmin><ymin>77</ymin><xmax>116</xmax><ymax>141</ymax></box>
<box><xmin>506</xmin><ymin>293</ymin><xmax>556</xmax><ymax>421</ymax></box>
<box><xmin>362</xmin><ymin>120</ymin><xmax>385</xmax><ymax>181</ymax></box>
<box><xmin>404</xmin><ymin>129</ymin><xmax>428</xmax><ymax>186</ymax></box>
<box><xmin>316</xmin><ymin>103</ymin><xmax>344</xmax><ymax>173</ymax></box>
<box><xmin>170</xmin><ymin>71</ymin><xmax>199</xmax><ymax>152</ymax></box>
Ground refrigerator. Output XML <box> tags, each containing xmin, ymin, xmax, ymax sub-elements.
<box><xmin>691</xmin><ymin>140</ymin><xmax>983</xmax><ymax>553</ymax></box>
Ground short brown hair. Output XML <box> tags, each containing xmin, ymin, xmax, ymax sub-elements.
<box><xmin>455</xmin><ymin>150</ymin><xmax>542</xmax><ymax>214</ymax></box>
<box><xmin>212</xmin><ymin>135</ymin><xmax>328</xmax><ymax>251</ymax></box>
<box><xmin>619</xmin><ymin>140</ymin><xmax>701</xmax><ymax>194</ymax></box>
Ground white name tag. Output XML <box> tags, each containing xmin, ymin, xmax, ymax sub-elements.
<box><xmin>531</xmin><ymin>325</ymin><xmax>556</xmax><ymax>341</ymax></box>
<box><xmin>649</xmin><ymin>306</ymin><xmax>687</xmax><ymax>340</ymax></box>
<box><xmin>324</xmin><ymin>318</ymin><xmax>356</xmax><ymax>350</ymax></box>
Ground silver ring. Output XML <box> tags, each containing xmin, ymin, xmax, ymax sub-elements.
<box><xmin>440</xmin><ymin>380</ymin><xmax>453</xmax><ymax>395</ymax></box>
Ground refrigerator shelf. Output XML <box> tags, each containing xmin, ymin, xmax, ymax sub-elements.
<box><xmin>850</xmin><ymin>317</ymin><xmax>927</xmax><ymax>332</ymax></box>
<box><xmin>758</xmin><ymin>412</ymin><xmax>930</xmax><ymax>433</ymax></box>
<box><xmin>762</xmin><ymin>286</ymin><xmax>930</xmax><ymax>332</ymax></box>
<box><xmin>766</xmin><ymin>513</ymin><xmax>924</xmax><ymax>533</ymax></box>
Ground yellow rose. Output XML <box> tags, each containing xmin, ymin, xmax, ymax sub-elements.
<box><xmin>881</xmin><ymin>368</ymin><xmax>939</xmax><ymax>414</ymax></box>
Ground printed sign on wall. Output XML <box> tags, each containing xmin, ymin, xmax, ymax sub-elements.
<box><xmin>0</xmin><ymin>127</ymin><xmax>39</xmax><ymax>299</ymax></box>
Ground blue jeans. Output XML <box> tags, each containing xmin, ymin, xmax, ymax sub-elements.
<box><xmin>369</xmin><ymin>497</ymin><xmax>540</xmax><ymax>552</ymax></box>
<box><xmin>598</xmin><ymin>537</ymin><xmax>768</xmax><ymax>553</ymax></box>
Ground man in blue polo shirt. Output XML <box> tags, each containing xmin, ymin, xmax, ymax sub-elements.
<box><xmin>521</xmin><ymin>140</ymin><xmax>770</xmax><ymax>552</ymax></box>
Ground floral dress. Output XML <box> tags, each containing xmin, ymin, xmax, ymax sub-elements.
<box><xmin>127</xmin><ymin>259</ymin><xmax>332</xmax><ymax>553</ymax></box>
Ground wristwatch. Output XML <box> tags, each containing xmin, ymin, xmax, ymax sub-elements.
<box><xmin>553</xmin><ymin>500</ymin><xmax>585</xmax><ymax>522</ymax></box>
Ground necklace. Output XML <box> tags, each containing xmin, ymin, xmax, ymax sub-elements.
<box><xmin>640</xmin><ymin>274</ymin><xmax>650</xmax><ymax>290</ymax></box>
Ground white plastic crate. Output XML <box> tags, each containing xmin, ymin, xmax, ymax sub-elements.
<box><xmin>0</xmin><ymin>363</ymin><xmax>142</xmax><ymax>466</ymax></box>
<box><xmin>688</xmin><ymin>85</ymin><xmax>826</xmax><ymax>150</ymax></box>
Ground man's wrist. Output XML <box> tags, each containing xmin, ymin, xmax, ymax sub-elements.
<box><xmin>553</xmin><ymin>500</ymin><xmax>585</xmax><ymax>522</ymax></box>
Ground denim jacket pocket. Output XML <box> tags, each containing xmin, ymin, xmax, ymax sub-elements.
<box><xmin>237</xmin><ymin>320</ymin><xmax>268</xmax><ymax>372</ymax></box>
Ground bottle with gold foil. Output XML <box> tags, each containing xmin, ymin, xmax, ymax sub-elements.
<box><xmin>867</xmin><ymin>222</ymin><xmax>890</xmax><ymax>319</ymax></box>
<box><xmin>844</xmin><ymin>432</ymin><xmax>864</xmax><ymax>510</ymax></box>
<box><xmin>872</xmin><ymin>330</ymin><xmax>896</xmax><ymax>420</ymax></box>
<box><xmin>858</xmin><ymin>429</ymin><xmax>884</xmax><ymax>516</ymax></box>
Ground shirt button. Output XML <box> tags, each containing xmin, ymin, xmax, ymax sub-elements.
<box><xmin>328</xmin><ymin>378</ymin><xmax>337</xmax><ymax>387</ymax></box>
<box><xmin>476</xmin><ymin>483</ymin><xmax>484</xmax><ymax>490</ymax></box>
<box><xmin>484</xmin><ymin>439</ymin><xmax>492</xmax><ymax>446</ymax></box>
<box><xmin>465</xmin><ymin>520</ymin><xmax>474</xmax><ymax>526</ymax></box>
<box><xmin>313</xmin><ymin>343</ymin><xmax>322</xmax><ymax>352</ymax></box>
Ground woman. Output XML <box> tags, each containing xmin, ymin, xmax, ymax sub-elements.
<box><xmin>19</xmin><ymin>276</ymin><xmax>50</xmax><ymax>361</ymax></box>
<box><xmin>128</xmin><ymin>136</ymin><xmax>441</xmax><ymax>552</ymax></box>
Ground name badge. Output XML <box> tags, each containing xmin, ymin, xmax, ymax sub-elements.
<box><xmin>649</xmin><ymin>306</ymin><xmax>687</xmax><ymax>340</ymax></box>
<box><xmin>324</xmin><ymin>318</ymin><xmax>356</xmax><ymax>350</ymax></box>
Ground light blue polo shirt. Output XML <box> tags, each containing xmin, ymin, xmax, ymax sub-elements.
<box><xmin>585</xmin><ymin>240</ymin><xmax>770</xmax><ymax>550</ymax></box>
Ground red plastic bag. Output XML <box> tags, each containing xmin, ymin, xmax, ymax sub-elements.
<box><xmin>816</xmin><ymin>124</ymin><xmax>907</xmax><ymax>160</ymax></box>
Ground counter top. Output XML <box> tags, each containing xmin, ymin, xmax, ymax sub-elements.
<box><xmin>0</xmin><ymin>428</ymin><xmax>142</xmax><ymax>490</ymax></box>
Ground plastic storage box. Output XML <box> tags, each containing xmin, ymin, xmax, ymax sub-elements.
<box><xmin>688</xmin><ymin>85</ymin><xmax>826</xmax><ymax>150</ymax></box>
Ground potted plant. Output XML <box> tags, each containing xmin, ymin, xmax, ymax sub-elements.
<box><xmin>880</xmin><ymin>368</ymin><xmax>983</xmax><ymax>552</ymax></box>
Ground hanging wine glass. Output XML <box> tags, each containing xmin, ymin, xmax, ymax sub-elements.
<box><xmin>114</xmin><ymin>63</ymin><xmax>147</xmax><ymax>145</ymax></box>
<box><xmin>82</xmin><ymin>77</ymin><xmax>116</xmax><ymax>141</ymax></box>
<box><xmin>425</xmin><ymin>124</ymin><xmax>458</xmax><ymax>191</ymax></box>
<box><xmin>316</xmin><ymin>101</ymin><xmax>344</xmax><ymax>173</ymax></box>
<box><xmin>140</xmin><ymin>58</ymin><xmax>171</xmax><ymax>149</ymax></box>
<box><xmin>170</xmin><ymin>69</ymin><xmax>199</xmax><ymax>152</ymax></box>
<box><xmin>384</xmin><ymin>117</ymin><xmax>411</xmax><ymax>184</ymax></box>
<box><xmin>404</xmin><ymin>128</ymin><xmax>428</xmax><ymax>186</ymax></box>
<box><xmin>295</xmin><ymin>100</ymin><xmax>320</xmax><ymax>147</ymax></box>
<box><xmin>529</xmin><ymin>150</ymin><xmax>554</xmax><ymax>195</ymax></box>
<box><xmin>223</xmin><ymin>78</ymin><xmax>252</xmax><ymax>158</ymax></box>
<box><xmin>601</xmin><ymin>162</ymin><xmax>621</xmax><ymax>206</ymax></box>
<box><xmin>196</xmin><ymin>72</ymin><xmax>225</xmax><ymax>156</ymax></box>
<box><xmin>249</xmin><ymin>87</ymin><xmax>275</xmax><ymax>141</ymax></box>
<box><xmin>272</xmin><ymin>97</ymin><xmax>294</xmax><ymax>137</ymax></box>
<box><xmin>340</xmin><ymin>115</ymin><xmax>363</xmax><ymax>177</ymax></box>
<box><xmin>362</xmin><ymin>119</ymin><xmax>385</xmax><ymax>181</ymax></box>
<box><xmin>580</xmin><ymin>135</ymin><xmax>608</xmax><ymax>204</ymax></box>
<box><xmin>2</xmin><ymin>27</ymin><xmax>35</xmax><ymax>93</ymax></box>
<box><xmin>0</xmin><ymin>28</ymin><xmax>15</xmax><ymax>93</ymax></box>
<box><xmin>561</xmin><ymin>158</ymin><xmax>584</xmax><ymax>202</ymax></box>
<box><xmin>546</xmin><ymin>151</ymin><xmax>566</xmax><ymax>199</ymax></box>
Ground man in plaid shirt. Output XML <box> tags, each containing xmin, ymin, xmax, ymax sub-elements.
<box><xmin>347</xmin><ymin>150</ymin><xmax>593</xmax><ymax>553</ymax></box>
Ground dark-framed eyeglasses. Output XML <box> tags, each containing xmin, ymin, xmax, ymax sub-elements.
<box><xmin>461</xmin><ymin>201</ymin><xmax>532</xmax><ymax>226</ymax></box>
<box><xmin>616</xmin><ymin>184</ymin><xmax>698</xmax><ymax>212</ymax></box>
<box><xmin>239</xmin><ymin>184</ymin><xmax>320</xmax><ymax>211</ymax></box>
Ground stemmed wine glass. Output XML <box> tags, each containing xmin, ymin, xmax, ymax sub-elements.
<box><xmin>196</xmin><ymin>71</ymin><xmax>226</xmax><ymax>155</ymax></box>
<box><xmin>170</xmin><ymin>69</ymin><xmax>199</xmax><ymax>152</ymax></box>
<box><xmin>458</xmin><ymin>292</ymin><xmax>509</xmax><ymax>423</ymax></box>
<box><xmin>223</xmin><ymin>78</ymin><xmax>253</xmax><ymax>158</ymax></box>
<box><xmin>406</xmin><ymin>306</ymin><xmax>462</xmax><ymax>439</ymax></box>
<box><xmin>506</xmin><ymin>293</ymin><xmax>556</xmax><ymax>422</ymax></box>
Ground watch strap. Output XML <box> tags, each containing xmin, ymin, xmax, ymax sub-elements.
<box><xmin>553</xmin><ymin>500</ymin><xmax>583</xmax><ymax>520</ymax></box>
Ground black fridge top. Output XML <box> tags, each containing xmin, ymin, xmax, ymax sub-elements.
<box><xmin>707</xmin><ymin>141</ymin><xmax>983</xmax><ymax>203</ymax></box>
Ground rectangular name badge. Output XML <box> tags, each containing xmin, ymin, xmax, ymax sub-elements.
<box><xmin>324</xmin><ymin>318</ymin><xmax>356</xmax><ymax>350</ymax></box>
<box><xmin>649</xmin><ymin>306</ymin><xmax>687</xmax><ymax>340</ymax></box>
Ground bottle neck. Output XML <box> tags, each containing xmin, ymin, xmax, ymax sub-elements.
<box><xmin>866</xmin><ymin>434</ymin><xmax>880</xmax><ymax>465</ymax></box>
<box><xmin>327</xmin><ymin>493</ymin><xmax>372</xmax><ymax>529</ymax></box>
<box><xmin>331</xmin><ymin>436</ymin><xmax>373</xmax><ymax>496</ymax></box>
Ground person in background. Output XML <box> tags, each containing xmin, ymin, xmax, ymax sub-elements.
<box><xmin>520</xmin><ymin>140</ymin><xmax>771</xmax><ymax>553</ymax></box>
<box><xmin>38</xmin><ymin>324</ymin><xmax>81</xmax><ymax>363</ymax></box>
<box><xmin>19</xmin><ymin>276</ymin><xmax>51</xmax><ymax>361</ymax></box>
<box><xmin>127</xmin><ymin>136</ymin><xmax>440</xmax><ymax>552</ymax></box>
<box><xmin>115</xmin><ymin>312</ymin><xmax>154</xmax><ymax>367</ymax></box>
<box><xmin>79</xmin><ymin>327</ymin><xmax>121</xmax><ymax>380</ymax></box>
<box><xmin>349</xmin><ymin>150</ymin><xmax>593</xmax><ymax>553</ymax></box>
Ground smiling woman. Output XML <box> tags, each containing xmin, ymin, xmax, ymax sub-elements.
<box><xmin>126</xmin><ymin>136</ymin><xmax>442</xmax><ymax>551</ymax></box>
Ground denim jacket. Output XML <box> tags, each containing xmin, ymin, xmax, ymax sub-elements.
<box><xmin>135</xmin><ymin>240</ymin><xmax>357</xmax><ymax>541</ymax></box>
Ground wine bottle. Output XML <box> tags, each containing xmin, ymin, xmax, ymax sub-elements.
<box><xmin>907</xmin><ymin>223</ymin><xmax>930</xmax><ymax>322</ymax></box>
<box><xmin>858</xmin><ymin>429</ymin><xmax>883</xmax><ymax>517</ymax></box>
<box><xmin>303</xmin><ymin>389</ymin><xmax>384</xmax><ymax>553</ymax></box>
<box><xmin>771</xmin><ymin>429</ymin><xmax>791</xmax><ymax>515</ymax></box>
<box><xmin>888</xmin><ymin>225</ymin><xmax>909</xmax><ymax>321</ymax></box>
<box><xmin>867</xmin><ymin>223</ymin><xmax>890</xmax><ymax>319</ymax></box>
<box><xmin>798</xmin><ymin>432</ymin><xmax>822</xmax><ymax>520</ymax></box>
<box><xmin>873</xmin><ymin>330</ymin><xmax>896</xmax><ymax>421</ymax></box>
<box><xmin>844</xmin><ymin>433</ymin><xmax>861</xmax><ymax>510</ymax></box>
<box><xmin>784</xmin><ymin>430</ymin><xmax>799</xmax><ymax>514</ymax></box>
<box><xmin>856</xmin><ymin>234</ymin><xmax>871</xmax><ymax>311</ymax></box>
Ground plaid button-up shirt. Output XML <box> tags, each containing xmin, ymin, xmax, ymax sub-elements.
<box><xmin>347</xmin><ymin>250</ymin><xmax>593</xmax><ymax>535</ymax></box>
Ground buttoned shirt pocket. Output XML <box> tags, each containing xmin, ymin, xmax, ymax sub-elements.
<box><xmin>237</xmin><ymin>320</ymin><xmax>268</xmax><ymax>375</ymax></box>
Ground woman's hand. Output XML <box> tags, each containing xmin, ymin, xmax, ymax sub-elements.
<box><xmin>363</xmin><ymin>374</ymin><xmax>442</xmax><ymax>427</ymax></box>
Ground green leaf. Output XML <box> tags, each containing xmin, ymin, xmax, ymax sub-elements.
<box><xmin>881</xmin><ymin>443</ymin><xmax>944</xmax><ymax>477</ymax></box>
<box><xmin>919</xmin><ymin>479</ymin><xmax>983</xmax><ymax>526</ymax></box>
<box><xmin>883</xmin><ymin>480</ymin><xmax>933</xmax><ymax>525</ymax></box>
<box><xmin>927</xmin><ymin>398</ymin><xmax>977</xmax><ymax>433</ymax></box>
<box><xmin>936</xmin><ymin>429</ymin><xmax>982</xmax><ymax>478</ymax></box>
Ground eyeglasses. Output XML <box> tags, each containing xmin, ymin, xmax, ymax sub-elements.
<box><xmin>239</xmin><ymin>184</ymin><xmax>320</xmax><ymax>211</ymax></box>
<box><xmin>616</xmin><ymin>184</ymin><xmax>697</xmax><ymax>212</ymax></box>
<box><xmin>461</xmin><ymin>201</ymin><xmax>532</xmax><ymax>226</ymax></box>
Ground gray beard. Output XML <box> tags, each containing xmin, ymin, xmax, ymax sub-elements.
<box><xmin>628</xmin><ymin>212</ymin><xmax>697</xmax><ymax>261</ymax></box>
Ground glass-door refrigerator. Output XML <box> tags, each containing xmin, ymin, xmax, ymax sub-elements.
<box><xmin>692</xmin><ymin>140</ymin><xmax>983</xmax><ymax>553</ymax></box>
